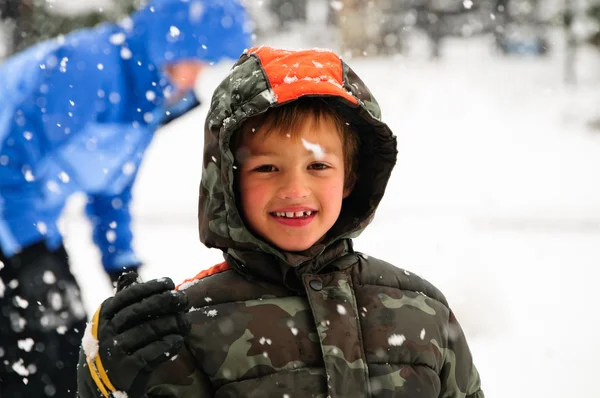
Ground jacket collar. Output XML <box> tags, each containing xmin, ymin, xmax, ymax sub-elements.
<box><xmin>224</xmin><ymin>239</ymin><xmax>356</xmax><ymax>293</ymax></box>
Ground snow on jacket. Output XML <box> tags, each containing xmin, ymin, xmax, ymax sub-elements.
<box><xmin>80</xmin><ymin>46</ymin><xmax>485</xmax><ymax>397</ymax></box>
<box><xmin>0</xmin><ymin>0</ymin><xmax>251</xmax><ymax>271</ymax></box>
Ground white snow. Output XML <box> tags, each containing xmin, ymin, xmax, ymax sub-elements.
<box><xmin>59</xmin><ymin>31</ymin><xmax>600</xmax><ymax>398</ymax></box>
<box><xmin>259</xmin><ymin>337</ymin><xmax>272</xmax><ymax>345</ymax></box>
<box><xmin>81</xmin><ymin>321</ymin><xmax>99</xmax><ymax>360</ymax></box>
<box><xmin>177</xmin><ymin>279</ymin><xmax>201</xmax><ymax>291</ymax></box>
<box><xmin>11</xmin><ymin>359</ymin><xmax>29</xmax><ymax>376</ymax></box>
<box><xmin>205</xmin><ymin>309</ymin><xmax>218</xmax><ymax>317</ymax></box>
<box><xmin>120</xmin><ymin>48</ymin><xmax>132</xmax><ymax>60</ymax></box>
<box><xmin>17</xmin><ymin>338</ymin><xmax>34</xmax><ymax>352</ymax></box>
<box><xmin>301</xmin><ymin>138</ymin><xmax>325</xmax><ymax>159</ymax></box>
<box><xmin>388</xmin><ymin>334</ymin><xmax>406</xmax><ymax>347</ymax></box>
<box><xmin>260</xmin><ymin>89</ymin><xmax>278</xmax><ymax>104</ymax></box>
<box><xmin>14</xmin><ymin>296</ymin><xmax>29</xmax><ymax>309</ymax></box>
<box><xmin>109</xmin><ymin>33</ymin><xmax>126</xmax><ymax>46</ymax></box>
<box><xmin>106</xmin><ymin>230</ymin><xmax>117</xmax><ymax>243</ymax></box>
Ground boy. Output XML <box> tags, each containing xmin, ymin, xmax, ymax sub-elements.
<box><xmin>0</xmin><ymin>1</ymin><xmax>250</xmax><ymax>396</ymax></box>
<box><xmin>77</xmin><ymin>46</ymin><xmax>484</xmax><ymax>398</ymax></box>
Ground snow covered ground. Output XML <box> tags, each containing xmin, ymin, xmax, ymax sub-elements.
<box><xmin>63</xmin><ymin>31</ymin><xmax>600</xmax><ymax>397</ymax></box>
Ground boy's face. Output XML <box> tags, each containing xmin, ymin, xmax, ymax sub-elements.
<box><xmin>238</xmin><ymin>115</ymin><xmax>351</xmax><ymax>252</ymax></box>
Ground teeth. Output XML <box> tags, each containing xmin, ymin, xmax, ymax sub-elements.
<box><xmin>273</xmin><ymin>211</ymin><xmax>315</xmax><ymax>218</ymax></box>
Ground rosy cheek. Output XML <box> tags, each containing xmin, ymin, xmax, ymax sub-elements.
<box><xmin>323</xmin><ymin>179</ymin><xmax>345</xmax><ymax>198</ymax></box>
<box><xmin>241</xmin><ymin>181</ymin><xmax>270</xmax><ymax>213</ymax></box>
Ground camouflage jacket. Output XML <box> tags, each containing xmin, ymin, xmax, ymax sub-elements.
<box><xmin>148</xmin><ymin>46</ymin><xmax>484</xmax><ymax>398</ymax></box>
<box><xmin>81</xmin><ymin>46</ymin><xmax>484</xmax><ymax>397</ymax></box>
<box><xmin>145</xmin><ymin>250</ymin><xmax>483</xmax><ymax>398</ymax></box>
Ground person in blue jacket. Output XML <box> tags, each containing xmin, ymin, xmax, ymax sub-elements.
<box><xmin>0</xmin><ymin>0</ymin><xmax>251</xmax><ymax>396</ymax></box>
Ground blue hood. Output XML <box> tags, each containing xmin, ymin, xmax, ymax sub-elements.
<box><xmin>0</xmin><ymin>0</ymin><xmax>252</xmax><ymax>268</ymax></box>
<box><xmin>128</xmin><ymin>0</ymin><xmax>252</xmax><ymax>69</ymax></box>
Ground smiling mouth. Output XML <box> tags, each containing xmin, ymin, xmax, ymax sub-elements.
<box><xmin>270</xmin><ymin>210</ymin><xmax>317</xmax><ymax>219</ymax></box>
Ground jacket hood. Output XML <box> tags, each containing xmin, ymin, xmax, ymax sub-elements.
<box><xmin>198</xmin><ymin>46</ymin><xmax>397</xmax><ymax>279</ymax></box>
<box><xmin>127</xmin><ymin>0</ymin><xmax>252</xmax><ymax>69</ymax></box>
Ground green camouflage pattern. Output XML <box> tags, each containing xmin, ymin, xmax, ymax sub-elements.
<box><xmin>78</xmin><ymin>47</ymin><xmax>484</xmax><ymax>397</ymax></box>
<box><xmin>145</xmin><ymin>254</ymin><xmax>483</xmax><ymax>397</ymax></box>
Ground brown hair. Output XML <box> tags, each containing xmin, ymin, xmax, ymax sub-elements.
<box><xmin>234</xmin><ymin>98</ymin><xmax>359</xmax><ymax>190</ymax></box>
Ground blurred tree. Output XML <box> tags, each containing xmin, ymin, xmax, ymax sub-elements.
<box><xmin>269</xmin><ymin>0</ymin><xmax>307</xmax><ymax>28</ymax></box>
<box><xmin>587</xmin><ymin>2</ymin><xmax>600</xmax><ymax>48</ymax></box>
<box><xmin>336</xmin><ymin>0</ymin><xmax>384</xmax><ymax>58</ymax></box>
<box><xmin>0</xmin><ymin>0</ymin><xmax>22</xmax><ymax>55</ymax></box>
<box><xmin>2</xmin><ymin>0</ymin><xmax>141</xmax><ymax>56</ymax></box>
<box><xmin>564</xmin><ymin>0</ymin><xmax>577</xmax><ymax>84</ymax></box>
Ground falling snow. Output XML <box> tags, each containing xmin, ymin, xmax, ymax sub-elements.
<box><xmin>120</xmin><ymin>47</ymin><xmax>133</xmax><ymax>60</ymax></box>
<box><xmin>14</xmin><ymin>296</ymin><xmax>29</xmax><ymax>309</ymax></box>
<box><xmin>169</xmin><ymin>26</ymin><xmax>181</xmax><ymax>38</ymax></box>
<box><xmin>106</xmin><ymin>230</ymin><xmax>117</xmax><ymax>243</ymax></box>
<box><xmin>17</xmin><ymin>338</ymin><xmax>34</xmax><ymax>352</ymax></box>
<box><xmin>330</xmin><ymin>1</ymin><xmax>343</xmax><ymax>11</ymax></box>
<box><xmin>36</xmin><ymin>222</ymin><xmax>47</xmax><ymax>235</ymax></box>
<box><xmin>43</xmin><ymin>271</ymin><xmax>56</xmax><ymax>284</ymax></box>
<box><xmin>109</xmin><ymin>32</ymin><xmax>126</xmax><ymax>45</ymax></box>
<box><xmin>122</xmin><ymin>161</ymin><xmax>137</xmax><ymax>176</ymax></box>
<box><xmin>23</xmin><ymin>168</ymin><xmax>35</xmax><ymax>182</ymax></box>
<box><xmin>190</xmin><ymin>2</ymin><xmax>204</xmax><ymax>21</ymax></box>
<box><xmin>259</xmin><ymin>337</ymin><xmax>272</xmax><ymax>345</ymax></box>
<box><xmin>11</xmin><ymin>359</ymin><xmax>29</xmax><ymax>376</ymax></box>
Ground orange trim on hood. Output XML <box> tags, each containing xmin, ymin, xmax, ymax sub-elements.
<box><xmin>176</xmin><ymin>261</ymin><xmax>230</xmax><ymax>290</ymax></box>
<box><xmin>247</xmin><ymin>46</ymin><xmax>359</xmax><ymax>106</ymax></box>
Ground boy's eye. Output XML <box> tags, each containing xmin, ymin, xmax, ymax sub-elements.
<box><xmin>309</xmin><ymin>163</ymin><xmax>329</xmax><ymax>170</ymax></box>
<box><xmin>253</xmin><ymin>165</ymin><xmax>277</xmax><ymax>172</ymax></box>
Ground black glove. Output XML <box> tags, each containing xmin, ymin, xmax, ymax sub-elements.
<box><xmin>78</xmin><ymin>272</ymin><xmax>191</xmax><ymax>397</ymax></box>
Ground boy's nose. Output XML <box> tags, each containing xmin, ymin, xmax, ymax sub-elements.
<box><xmin>277</xmin><ymin>172</ymin><xmax>310</xmax><ymax>199</ymax></box>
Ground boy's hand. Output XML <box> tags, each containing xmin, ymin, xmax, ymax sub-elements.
<box><xmin>107</xmin><ymin>265</ymin><xmax>142</xmax><ymax>286</ymax></box>
<box><xmin>79</xmin><ymin>272</ymin><xmax>191</xmax><ymax>397</ymax></box>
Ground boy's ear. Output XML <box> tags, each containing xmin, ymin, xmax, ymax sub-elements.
<box><xmin>343</xmin><ymin>182</ymin><xmax>355</xmax><ymax>199</ymax></box>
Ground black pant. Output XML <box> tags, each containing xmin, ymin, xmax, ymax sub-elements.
<box><xmin>0</xmin><ymin>242</ymin><xmax>87</xmax><ymax>397</ymax></box>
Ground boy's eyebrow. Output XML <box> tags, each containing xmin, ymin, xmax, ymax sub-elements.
<box><xmin>249</xmin><ymin>150</ymin><xmax>279</xmax><ymax>156</ymax></box>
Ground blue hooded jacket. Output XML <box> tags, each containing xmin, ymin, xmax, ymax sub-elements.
<box><xmin>0</xmin><ymin>0</ymin><xmax>251</xmax><ymax>272</ymax></box>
